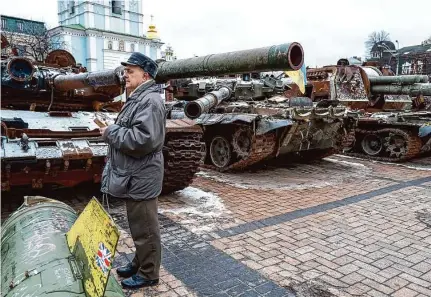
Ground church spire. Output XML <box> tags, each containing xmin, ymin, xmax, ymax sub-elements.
<box><xmin>146</xmin><ymin>15</ymin><xmax>160</xmax><ymax>40</ymax></box>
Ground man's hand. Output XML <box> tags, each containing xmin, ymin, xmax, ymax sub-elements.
<box><xmin>99</xmin><ymin>126</ymin><xmax>108</xmax><ymax>136</ymax></box>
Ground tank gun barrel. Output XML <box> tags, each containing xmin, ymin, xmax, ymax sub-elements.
<box><xmin>156</xmin><ymin>42</ymin><xmax>304</xmax><ymax>82</ymax></box>
<box><xmin>369</xmin><ymin>75</ymin><xmax>429</xmax><ymax>85</ymax></box>
<box><xmin>184</xmin><ymin>86</ymin><xmax>231</xmax><ymax>119</ymax></box>
<box><xmin>53</xmin><ymin>66</ymin><xmax>125</xmax><ymax>91</ymax></box>
<box><xmin>371</xmin><ymin>83</ymin><xmax>431</xmax><ymax>96</ymax></box>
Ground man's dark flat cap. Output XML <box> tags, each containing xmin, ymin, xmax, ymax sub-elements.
<box><xmin>121</xmin><ymin>52</ymin><xmax>158</xmax><ymax>78</ymax></box>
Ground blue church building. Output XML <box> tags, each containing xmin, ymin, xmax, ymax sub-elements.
<box><xmin>50</xmin><ymin>0</ymin><xmax>163</xmax><ymax>71</ymax></box>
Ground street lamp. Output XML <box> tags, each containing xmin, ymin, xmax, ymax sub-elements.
<box><xmin>378</xmin><ymin>43</ymin><xmax>400</xmax><ymax>75</ymax></box>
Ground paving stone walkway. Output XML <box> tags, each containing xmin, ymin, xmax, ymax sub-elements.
<box><xmin>2</xmin><ymin>154</ymin><xmax>431</xmax><ymax>296</ymax></box>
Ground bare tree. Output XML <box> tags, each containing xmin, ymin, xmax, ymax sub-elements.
<box><xmin>2</xmin><ymin>22</ymin><xmax>67</xmax><ymax>62</ymax></box>
<box><xmin>365</xmin><ymin>30</ymin><xmax>391</xmax><ymax>54</ymax></box>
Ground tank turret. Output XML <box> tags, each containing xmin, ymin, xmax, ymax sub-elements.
<box><xmin>1</xmin><ymin>53</ymin><xmax>125</xmax><ymax>111</ymax></box>
<box><xmin>306</xmin><ymin>64</ymin><xmax>431</xmax><ymax>110</ymax></box>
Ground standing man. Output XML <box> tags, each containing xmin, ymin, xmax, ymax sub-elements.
<box><xmin>100</xmin><ymin>52</ymin><xmax>165</xmax><ymax>289</ymax></box>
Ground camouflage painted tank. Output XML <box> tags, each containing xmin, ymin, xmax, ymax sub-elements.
<box><xmin>164</xmin><ymin>44</ymin><xmax>357</xmax><ymax>171</ymax></box>
<box><xmin>1</xmin><ymin>48</ymin><xmax>204</xmax><ymax>195</ymax></box>
<box><xmin>306</xmin><ymin>60</ymin><xmax>431</xmax><ymax>162</ymax></box>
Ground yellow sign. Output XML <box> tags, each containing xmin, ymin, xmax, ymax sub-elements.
<box><xmin>285</xmin><ymin>63</ymin><xmax>307</xmax><ymax>94</ymax></box>
<box><xmin>66</xmin><ymin>197</ymin><xmax>120</xmax><ymax>297</ymax></box>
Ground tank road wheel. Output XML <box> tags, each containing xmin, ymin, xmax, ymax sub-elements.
<box><xmin>210</xmin><ymin>135</ymin><xmax>233</xmax><ymax>169</ymax></box>
<box><xmin>384</xmin><ymin>132</ymin><xmax>408</xmax><ymax>159</ymax></box>
<box><xmin>361</xmin><ymin>133</ymin><xmax>383</xmax><ymax>156</ymax></box>
<box><xmin>232</xmin><ymin>128</ymin><xmax>252</xmax><ymax>159</ymax></box>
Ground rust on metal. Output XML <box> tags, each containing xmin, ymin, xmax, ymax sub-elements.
<box><xmin>1</xmin><ymin>33</ymin><xmax>9</xmax><ymax>49</ymax></box>
<box><xmin>306</xmin><ymin>59</ymin><xmax>431</xmax><ymax>162</ymax></box>
<box><xmin>52</xmin><ymin>67</ymin><xmax>124</xmax><ymax>92</ymax></box>
<box><xmin>57</xmin><ymin>140</ymin><xmax>94</xmax><ymax>160</ymax></box>
<box><xmin>44</xmin><ymin>49</ymin><xmax>77</xmax><ymax>68</ymax></box>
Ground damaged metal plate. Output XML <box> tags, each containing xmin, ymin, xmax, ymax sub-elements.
<box><xmin>166</xmin><ymin>118</ymin><xmax>202</xmax><ymax>133</ymax></box>
<box><xmin>57</xmin><ymin>140</ymin><xmax>94</xmax><ymax>160</ymax></box>
<box><xmin>2</xmin><ymin>139</ymin><xmax>107</xmax><ymax>160</ymax></box>
<box><xmin>256</xmin><ymin>119</ymin><xmax>293</xmax><ymax>135</ymax></box>
<box><xmin>1</xmin><ymin>140</ymin><xmax>37</xmax><ymax>161</ymax></box>
<box><xmin>1</xmin><ymin>110</ymin><xmax>118</xmax><ymax>132</ymax></box>
<box><xmin>196</xmin><ymin>113</ymin><xmax>259</xmax><ymax>125</ymax></box>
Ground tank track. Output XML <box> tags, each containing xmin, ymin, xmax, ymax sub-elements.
<box><xmin>162</xmin><ymin>132</ymin><xmax>205</xmax><ymax>194</ymax></box>
<box><xmin>202</xmin><ymin>127</ymin><xmax>277</xmax><ymax>172</ymax></box>
<box><xmin>344</xmin><ymin>127</ymin><xmax>423</xmax><ymax>162</ymax></box>
<box><xmin>341</xmin><ymin>129</ymin><xmax>357</xmax><ymax>151</ymax></box>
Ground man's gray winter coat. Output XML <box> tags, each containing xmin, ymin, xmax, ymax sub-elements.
<box><xmin>101</xmin><ymin>79</ymin><xmax>166</xmax><ymax>200</ymax></box>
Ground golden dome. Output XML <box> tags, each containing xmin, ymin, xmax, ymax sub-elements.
<box><xmin>146</xmin><ymin>15</ymin><xmax>160</xmax><ymax>40</ymax></box>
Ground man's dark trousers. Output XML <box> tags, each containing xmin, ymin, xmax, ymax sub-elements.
<box><xmin>126</xmin><ymin>198</ymin><xmax>161</xmax><ymax>280</ymax></box>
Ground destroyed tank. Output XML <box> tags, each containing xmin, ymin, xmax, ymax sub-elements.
<box><xmin>306</xmin><ymin>60</ymin><xmax>431</xmax><ymax>162</ymax></box>
<box><xmin>162</xmin><ymin>43</ymin><xmax>357</xmax><ymax>171</ymax></box>
<box><xmin>1</xmin><ymin>49</ymin><xmax>204</xmax><ymax>195</ymax></box>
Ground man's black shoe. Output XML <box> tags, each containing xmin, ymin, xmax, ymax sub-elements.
<box><xmin>121</xmin><ymin>274</ymin><xmax>159</xmax><ymax>289</ymax></box>
<box><xmin>116</xmin><ymin>263</ymin><xmax>138</xmax><ymax>278</ymax></box>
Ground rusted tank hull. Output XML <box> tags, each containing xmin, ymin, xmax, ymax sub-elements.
<box><xmin>343</xmin><ymin>111</ymin><xmax>431</xmax><ymax>162</ymax></box>
<box><xmin>1</xmin><ymin>110</ymin><xmax>204</xmax><ymax>194</ymax></box>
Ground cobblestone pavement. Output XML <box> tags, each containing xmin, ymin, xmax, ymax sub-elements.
<box><xmin>2</xmin><ymin>154</ymin><xmax>431</xmax><ymax>297</ymax></box>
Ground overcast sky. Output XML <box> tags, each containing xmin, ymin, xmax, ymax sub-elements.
<box><xmin>2</xmin><ymin>0</ymin><xmax>430</xmax><ymax>67</ymax></box>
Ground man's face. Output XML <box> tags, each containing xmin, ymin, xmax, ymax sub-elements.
<box><xmin>124</xmin><ymin>65</ymin><xmax>150</xmax><ymax>90</ymax></box>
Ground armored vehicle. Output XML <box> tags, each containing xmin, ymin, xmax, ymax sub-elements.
<box><xmin>1</xmin><ymin>49</ymin><xmax>204</xmax><ymax>194</ymax></box>
<box><xmin>163</xmin><ymin>43</ymin><xmax>357</xmax><ymax>171</ymax></box>
<box><xmin>306</xmin><ymin>61</ymin><xmax>431</xmax><ymax>162</ymax></box>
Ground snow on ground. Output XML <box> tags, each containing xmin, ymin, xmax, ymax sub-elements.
<box><xmin>159</xmin><ymin>187</ymin><xmax>234</xmax><ymax>234</ymax></box>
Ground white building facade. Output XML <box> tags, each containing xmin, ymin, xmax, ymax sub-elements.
<box><xmin>50</xmin><ymin>0</ymin><xmax>163</xmax><ymax>71</ymax></box>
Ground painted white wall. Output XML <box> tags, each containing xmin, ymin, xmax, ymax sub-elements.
<box><xmin>104</xmin><ymin>50</ymin><xmax>130</xmax><ymax>69</ymax></box>
<box><xmin>88</xmin><ymin>2</ymin><xmax>95</xmax><ymax>28</ymax></box>
<box><xmin>63</xmin><ymin>34</ymin><xmax>72</xmax><ymax>52</ymax></box>
<box><xmin>104</xmin><ymin>6</ymin><xmax>110</xmax><ymax>30</ymax></box>
<box><xmin>138</xmin><ymin>13</ymin><xmax>143</xmax><ymax>36</ymax></box>
<box><xmin>125</xmin><ymin>11</ymin><xmax>130</xmax><ymax>34</ymax></box>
